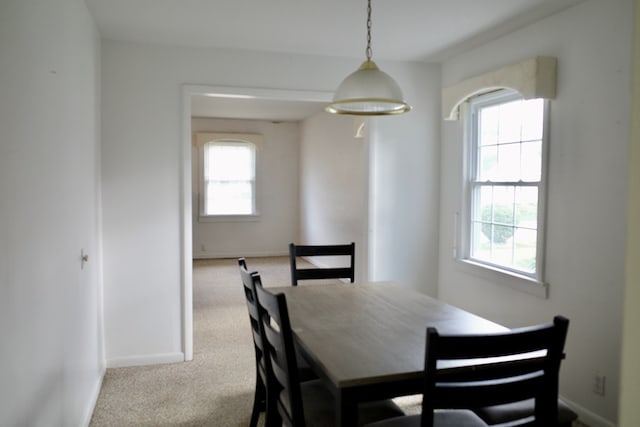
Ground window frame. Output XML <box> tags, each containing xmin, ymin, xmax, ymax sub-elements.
<box><xmin>458</xmin><ymin>89</ymin><xmax>550</xmax><ymax>296</ymax></box>
<box><xmin>196</xmin><ymin>132</ymin><xmax>261</xmax><ymax>222</ymax></box>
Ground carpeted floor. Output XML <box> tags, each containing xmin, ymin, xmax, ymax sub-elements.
<box><xmin>89</xmin><ymin>257</ymin><xmax>584</xmax><ymax>427</ymax></box>
<box><xmin>90</xmin><ymin>257</ymin><xmax>421</xmax><ymax>426</ymax></box>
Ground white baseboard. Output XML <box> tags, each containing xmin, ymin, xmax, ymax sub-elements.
<box><xmin>561</xmin><ymin>396</ymin><xmax>616</xmax><ymax>427</ymax></box>
<box><xmin>106</xmin><ymin>352</ymin><xmax>185</xmax><ymax>368</ymax></box>
<box><xmin>193</xmin><ymin>250</ymin><xmax>288</xmax><ymax>259</ymax></box>
<box><xmin>81</xmin><ymin>366</ymin><xmax>106</xmax><ymax>427</ymax></box>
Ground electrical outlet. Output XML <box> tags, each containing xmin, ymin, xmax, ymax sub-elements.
<box><xmin>200</xmin><ymin>244</ymin><xmax>206</xmax><ymax>252</ymax></box>
<box><xmin>593</xmin><ymin>373</ymin><xmax>606</xmax><ymax>396</ymax></box>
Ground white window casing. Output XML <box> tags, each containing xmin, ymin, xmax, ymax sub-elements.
<box><xmin>194</xmin><ymin>132</ymin><xmax>263</xmax><ymax>222</ymax></box>
<box><xmin>458</xmin><ymin>90</ymin><xmax>550</xmax><ymax>298</ymax></box>
<box><xmin>443</xmin><ymin>57</ymin><xmax>557</xmax><ymax>298</ymax></box>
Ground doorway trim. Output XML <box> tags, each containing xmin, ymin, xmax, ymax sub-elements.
<box><xmin>180</xmin><ymin>84</ymin><xmax>333</xmax><ymax>360</ymax></box>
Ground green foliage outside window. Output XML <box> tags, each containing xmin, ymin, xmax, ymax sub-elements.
<box><xmin>481</xmin><ymin>204</ymin><xmax>513</xmax><ymax>243</ymax></box>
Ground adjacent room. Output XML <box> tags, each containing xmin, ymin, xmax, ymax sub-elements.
<box><xmin>1</xmin><ymin>0</ymin><xmax>639</xmax><ymax>426</ymax></box>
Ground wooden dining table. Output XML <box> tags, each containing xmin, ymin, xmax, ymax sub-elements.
<box><xmin>268</xmin><ymin>281</ymin><xmax>509</xmax><ymax>427</ymax></box>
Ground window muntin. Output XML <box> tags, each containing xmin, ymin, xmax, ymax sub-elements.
<box><xmin>201</xmin><ymin>139</ymin><xmax>256</xmax><ymax>216</ymax></box>
<box><xmin>465</xmin><ymin>90</ymin><xmax>547</xmax><ymax>279</ymax></box>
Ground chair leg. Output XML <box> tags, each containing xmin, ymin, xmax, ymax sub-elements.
<box><xmin>263</xmin><ymin>379</ymin><xmax>282</xmax><ymax>427</ymax></box>
<box><xmin>249</xmin><ymin>373</ymin><xmax>266</xmax><ymax>427</ymax></box>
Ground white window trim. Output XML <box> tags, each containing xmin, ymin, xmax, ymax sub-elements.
<box><xmin>456</xmin><ymin>90</ymin><xmax>550</xmax><ymax>298</ymax></box>
<box><xmin>195</xmin><ymin>132</ymin><xmax>262</xmax><ymax>222</ymax></box>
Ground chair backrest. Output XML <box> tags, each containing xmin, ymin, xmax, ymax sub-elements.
<box><xmin>238</xmin><ymin>258</ymin><xmax>267</xmax><ymax>384</ymax></box>
<box><xmin>422</xmin><ymin>316</ymin><xmax>569</xmax><ymax>427</ymax></box>
<box><xmin>288</xmin><ymin>242</ymin><xmax>355</xmax><ymax>286</ymax></box>
<box><xmin>255</xmin><ymin>284</ymin><xmax>305</xmax><ymax>427</ymax></box>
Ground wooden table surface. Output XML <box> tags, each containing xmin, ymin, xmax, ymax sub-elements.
<box><xmin>269</xmin><ymin>282</ymin><xmax>507</xmax><ymax>425</ymax></box>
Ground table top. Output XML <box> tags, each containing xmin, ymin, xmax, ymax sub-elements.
<box><xmin>269</xmin><ymin>281</ymin><xmax>507</xmax><ymax>389</ymax></box>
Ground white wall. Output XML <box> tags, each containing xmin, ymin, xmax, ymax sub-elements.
<box><xmin>438</xmin><ymin>1</ymin><xmax>632</xmax><ymax>425</ymax></box>
<box><xmin>369</xmin><ymin>64</ymin><xmax>442</xmax><ymax>295</ymax></box>
<box><xmin>299</xmin><ymin>113</ymin><xmax>369</xmax><ymax>280</ymax></box>
<box><xmin>0</xmin><ymin>0</ymin><xmax>104</xmax><ymax>425</ymax></box>
<box><xmin>191</xmin><ymin>118</ymin><xmax>300</xmax><ymax>259</ymax></box>
<box><xmin>100</xmin><ymin>40</ymin><xmax>433</xmax><ymax>364</ymax></box>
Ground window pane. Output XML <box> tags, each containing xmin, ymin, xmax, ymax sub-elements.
<box><xmin>471</xmin><ymin>221</ymin><xmax>491</xmax><ymax>262</ymax></box>
<box><xmin>205</xmin><ymin>144</ymin><xmax>253</xmax><ymax>181</ymax></box>
<box><xmin>520</xmin><ymin>141</ymin><xmax>542</xmax><ymax>181</ymax></box>
<box><xmin>497</xmin><ymin>100</ymin><xmax>523</xmax><ymax>144</ymax></box>
<box><xmin>514</xmin><ymin>187</ymin><xmax>538</xmax><ymax>227</ymax></box>
<box><xmin>471</xmin><ymin>184</ymin><xmax>540</xmax><ymax>272</ymax></box>
<box><xmin>513</xmin><ymin>227</ymin><xmax>537</xmax><ymax>273</ymax></box>
<box><xmin>492</xmin><ymin>186</ymin><xmax>515</xmax><ymax>226</ymax></box>
<box><xmin>206</xmin><ymin>182</ymin><xmax>252</xmax><ymax>215</ymax></box>
<box><xmin>521</xmin><ymin>99</ymin><xmax>544</xmax><ymax>141</ymax></box>
<box><xmin>467</xmin><ymin>92</ymin><xmax>545</xmax><ymax>277</ymax></box>
<box><xmin>478</xmin><ymin>145</ymin><xmax>497</xmax><ymax>181</ymax></box>
<box><xmin>472</xmin><ymin>185</ymin><xmax>514</xmax><ymax>258</ymax></box>
<box><xmin>495</xmin><ymin>143</ymin><xmax>521</xmax><ymax>181</ymax></box>
<box><xmin>479</xmin><ymin>105</ymin><xmax>499</xmax><ymax>146</ymax></box>
<box><xmin>487</xmin><ymin>205</ymin><xmax>513</xmax><ymax>242</ymax></box>
<box><xmin>473</xmin><ymin>186</ymin><xmax>494</xmax><ymax>222</ymax></box>
<box><xmin>492</xmin><ymin>224</ymin><xmax>514</xmax><ymax>267</ymax></box>
<box><xmin>203</xmin><ymin>140</ymin><xmax>256</xmax><ymax>215</ymax></box>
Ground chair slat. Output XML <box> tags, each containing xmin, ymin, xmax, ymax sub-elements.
<box><xmin>294</xmin><ymin>267</ymin><xmax>354</xmax><ymax>281</ymax></box>
<box><xmin>289</xmin><ymin>242</ymin><xmax>355</xmax><ymax>286</ymax></box>
<box><xmin>417</xmin><ymin>316</ymin><xmax>569</xmax><ymax>427</ymax></box>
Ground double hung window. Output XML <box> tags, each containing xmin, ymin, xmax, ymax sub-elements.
<box><xmin>462</xmin><ymin>90</ymin><xmax>548</xmax><ymax>281</ymax></box>
<box><xmin>197</xmin><ymin>133</ymin><xmax>260</xmax><ymax>218</ymax></box>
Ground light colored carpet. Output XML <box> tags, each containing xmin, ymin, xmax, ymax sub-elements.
<box><xmin>89</xmin><ymin>257</ymin><xmax>583</xmax><ymax>426</ymax></box>
<box><xmin>90</xmin><ymin>257</ymin><xmax>421</xmax><ymax>426</ymax></box>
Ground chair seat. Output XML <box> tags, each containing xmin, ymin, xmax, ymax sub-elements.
<box><xmin>282</xmin><ymin>379</ymin><xmax>405</xmax><ymax>427</ymax></box>
<box><xmin>473</xmin><ymin>398</ymin><xmax>578</xmax><ymax>426</ymax></box>
<box><xmin>365</xmin><ymin>410</ymin><xmax>487</xmax><ymax>427</ymax></box>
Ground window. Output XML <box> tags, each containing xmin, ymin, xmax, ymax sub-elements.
<box><xmin>461</xmin><ymin>90</ymin><xmax>548</xmax><ymax>282</ymax></box>
<box><xmin>197</xmin><ymin>133</ymin><xmax>261</xmax><ymax>218</ymax></box>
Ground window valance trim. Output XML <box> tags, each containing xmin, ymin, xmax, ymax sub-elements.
<box><xmin>194</xmin><ymin>132</ymin><xmax>263</xmax><ymax>150</ymax></box>
<box><xmin>442</xmin><ymin>56</ymin><xmax>557</xmax><ymax>121</ymax></box>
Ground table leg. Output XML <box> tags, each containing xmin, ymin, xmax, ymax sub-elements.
<box><xmin>336</xmin><ymin>389</ymin><xmax>358</xmax><ymax>427</ymax></box>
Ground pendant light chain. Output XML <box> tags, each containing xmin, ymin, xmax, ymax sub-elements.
<box><xmin>325</xmin><ymin>0</ymin><xmax>411</xmax><ymax>115</ymax></box>
<box><xmin>366</xmin><ymin>0</ymin><xmax>372</xmax><ymax>61</ymax></box>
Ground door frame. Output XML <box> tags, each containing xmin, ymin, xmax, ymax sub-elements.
<box><xmin>180</xmin><ymin>85</ymin><xmax>333</xmax><ymax>360</ymax></box>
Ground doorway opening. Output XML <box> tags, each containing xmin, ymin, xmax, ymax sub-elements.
<box><xmin>180</xmin><ymin>85</ymin><xmax>332</xmax><ymax>359</ymax></box>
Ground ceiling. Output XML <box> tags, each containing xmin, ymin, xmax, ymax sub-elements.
<box><xmin>190</xmin><ymin>94</ymin><xmax>330</xmax><ymax>122</ymax></box>
<box><xmin>86</xmin><ymin>0</ymin><xmax>585</xmax><ymax>121</ymax></box>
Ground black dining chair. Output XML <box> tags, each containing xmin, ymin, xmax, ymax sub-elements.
<box><xmin>254</xmin><ymin>279</ymin><xmax>405</xmax><ymax>426</ymax></box>
<box><xmin>238</xmin><ymin>258</ymin><xmax>317</xmax><ymax>427</ymax></box>
<box><xmin>288</xmin><ymin>242</ymin><xmax>355</xmax><ymax>286</ymax></box>
<box><xmin>365</xmin><ymin>316</ymin><xmax>570</xmax><ymax>427</ymax></box>
<box><xmin>473</xmin><ymin>397</ymin><xmax>577</xmax><ymax>427</ymax></box>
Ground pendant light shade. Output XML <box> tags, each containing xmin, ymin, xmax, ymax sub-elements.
<box><xmin>326</xmin><ymin>0</ymin><xmax>411</xmax><ymax>116</ymax></box>
<box><xmin>326</xmin><ymin>60</ymin><xmax>411</xmax><ymax>115</ymax></box>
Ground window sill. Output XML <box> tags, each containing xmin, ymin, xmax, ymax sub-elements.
<box><xmin>454</xmin><ymin>259</ymin><xmax>548</xmax><ymax>299</ymax></box>
<box><xmin>198</xmin><ymin>214</ymin><xmax>260</xmax><ymax>223</ymax></box>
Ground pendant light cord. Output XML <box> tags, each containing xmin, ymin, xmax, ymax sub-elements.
<box><xmin>325</xmin><ymin>0</ymin><xmax>410</xmax><ymax>115</ymax></box>
<box><xmin>366</xmin><ymin>0</ymin><xmax>372</xmax><ymax>61</ymax></box>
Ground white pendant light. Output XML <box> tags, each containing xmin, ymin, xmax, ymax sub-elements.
<box><xmin>326</xmin><ymin>0</ymin><xmax>411</xmax><ymax>116</ymax></box>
